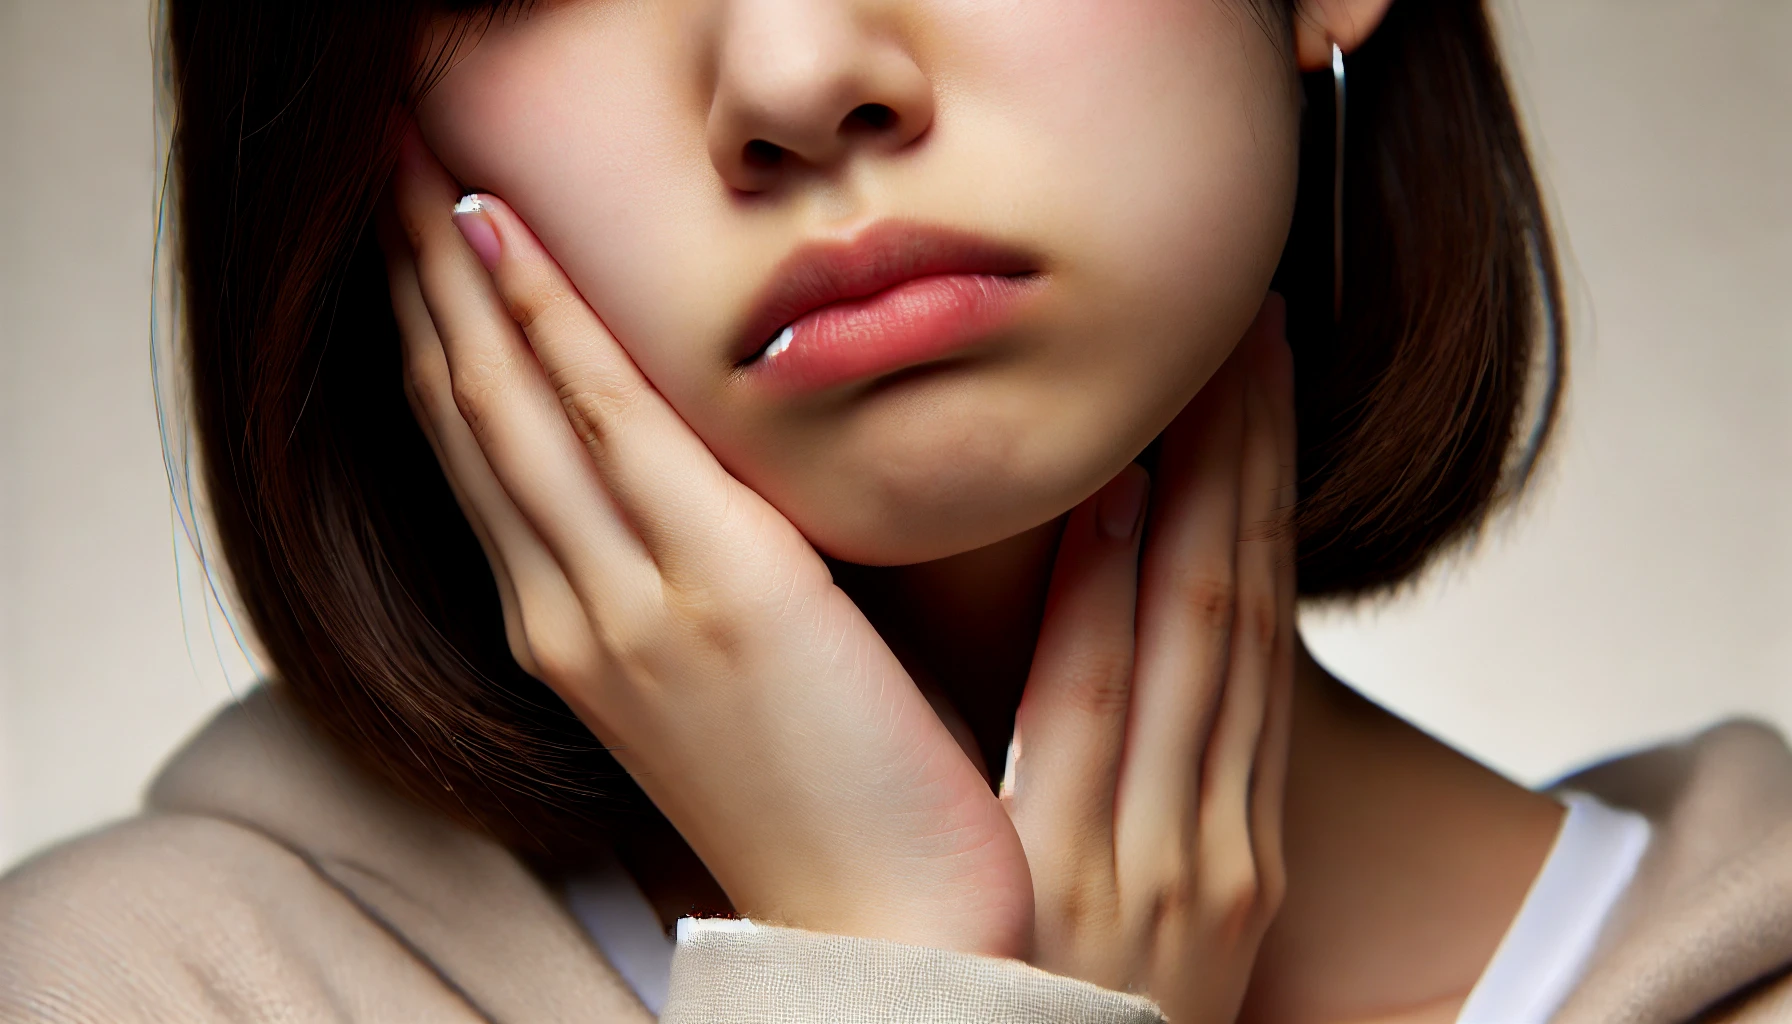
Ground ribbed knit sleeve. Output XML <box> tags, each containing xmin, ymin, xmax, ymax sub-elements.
<box><xmin>660</xmin><ymin>920</ymin><xmax>1165</xmax><ymax>1024</ymax></box>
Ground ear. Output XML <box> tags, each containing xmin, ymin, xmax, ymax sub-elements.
<box><xmin>1292</xmin><ymin>0</ymin><xmax>1397</xmax><ymax>71</ymax></box>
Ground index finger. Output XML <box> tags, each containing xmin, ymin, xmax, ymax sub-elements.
<box><xmin>390</xmin><ymin>129</ymin><xmax>661</xmax><ymax>608</ymax></box>
<box><xmin>450</xmin><ymin>189</ymin><xmax>781</xmax><ymax>587</ymax></box>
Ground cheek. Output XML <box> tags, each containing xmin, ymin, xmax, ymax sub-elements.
<box><xmin>743</xmin><ymin>6</ymin><xmax>1299</xmax><ymax>563</ymax></box>
<box><xmin>965</xmin><ymin>0</ymin><xmax>1297</xmax><ymax>326</ymax></box>
<box><xmin>417</xmin><ymin>9</ymin><xmax>735</xmax><ymax>403</ymax></box>
<box><xmin>416</xmin><ymin>1</ymin><xmax>1300</xmax><ymax>564</ymax></box>
<box><xmin>924</xmin><ymin>1</ymin><xmax>1299</xmax><ymax>464</ymax></box>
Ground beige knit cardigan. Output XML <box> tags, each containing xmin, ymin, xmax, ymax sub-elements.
<box><xmin>1</xmin><ymin>689</ymin><xmax>1789</xmax><ymax>1023</ymax></box>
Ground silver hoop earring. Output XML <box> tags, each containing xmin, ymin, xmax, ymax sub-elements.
<box><xmin>1332</xmin><ymin>41</ymin><xmax>1346</xmax><ymax>325</ymax></box>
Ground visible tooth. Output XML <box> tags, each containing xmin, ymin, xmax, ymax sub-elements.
<box><xmin>764</xmin><ymin>325</ymin><xmax>794</xmax><ymax>360</ymax></box>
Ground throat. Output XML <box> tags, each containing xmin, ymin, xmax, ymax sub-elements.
<box><xmin>831</xmin><ymin>516</ymin><xmax>1066</xmax><ymax>781</ymax></box>
<box><xmin>610</xmin><ymin>521</ymin><xmax>1564</xmax><ymax>1023</ymax></box>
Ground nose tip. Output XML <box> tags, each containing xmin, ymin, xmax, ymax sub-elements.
<box><xmin>706</xmin><ymin>15</ymin><xmax>935</xmax><ymax>192</ymax></box>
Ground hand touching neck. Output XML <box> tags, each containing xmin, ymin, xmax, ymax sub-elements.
<box><xmin>848</xmin><ymin>533</ymin><xmax>1564</xmax><ymax>1024</ymax></box>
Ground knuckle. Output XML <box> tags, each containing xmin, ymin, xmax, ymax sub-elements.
<box><xmin>594</xmin><ymin>602</ymin><xmax>666</xmax><ymax>677</ymax></box>
<box><xmin>1178</xmin><ymin>573</ymin><xmax>1235</xmax><ymax>631</ymax></box>
<box><xmin>1258</xmin><ymin>860</ymin><xmax>1288</xmax><ymax>917</ymax></box>
<box><xmin>405</xmin><ymin>359</ymin><xmax>451</xmax><ymax>415</ymax></box>
<box><xmin>564</xmin><ymin>368</ymin><xmax>645</xmax><ymax>418</ymax></box>
<box><xmin>1061</xmin><ymin>649</ymin><xmax>1134</xmax><ymax>716</ymax></box>
<box><xmin>1039</xmin><ymin>869</ymin><xmax>1114</xmax><ymax>942</ymax></box>
<box><xmin>401</xmin><ymin>220</ymin><xmax>431</xmax><ymax>265</ymax></box>
<box><xmin>494</xmin><ymin>601</ymin><xmax>535</xmax><ymax>676</ymax></box>
<box><xmin>1043</xmin><ymin>883</ymin><xmax>1090</xmax><ymax>936</ymax></box>
<box><xmin>1143</xmin><ymin>875</ymin><xmax>1200</xmax><ymax>930</ymax></box>
<box><xmin>1218</xmin><ymin>869</ymin><xmax>1260</xmax><ymax>918</ymax></box>
<box><xmin>558</xmin><ymin>372</ymin><xmax>646</xmax><ymax>456</ymax></box>
<box><xmin>505</xmin><ymin>633</ymin><xmax>542</xmax><ymax>679</ymax></box>
<box><xmin>518</xmin><ymin>628</ymin><xmax>578</xmax><ymax>687</ymax></box>
<box><xmin>660</xmin><ymin>582</ymin><xmax>753</xmax><ymax>672</ymax></box>
<box><xmin>448</xmin><ymin>361</ymin><xmax>513</xmax><ymax>444</ymax></box>
<box><xmin>504</xmin><ymin>275</ymin><xmax>575</xmax><ymax>336</ymax></box>
<box><xmin>1239</xmin><ymin>594</ymin><xmax>1278</xmax><ymax>650</ymax></box>
<box><xmin>1207</xmin><ymin>864</ymin><xmax>1265</xmax><ymax>940</ymax></box>
<box><xmin>596</xmin><ymin>591</ymin><xmax>744</xmax><ymax>692</ymax></box>
<box><xmin>506</xmin><ymin>588</ymin><xmax>602</xmax><ymax>686</ymax></box>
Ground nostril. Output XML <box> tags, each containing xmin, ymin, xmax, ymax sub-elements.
<box><xmin>743</xmin><ymin>139</ymin><xmax>785</xmax><ymax>170</ymax></box>
<box><xmin>842</xmin><ymin>103</ymin><xmax>897</xmax><ymax>134</ymax></box>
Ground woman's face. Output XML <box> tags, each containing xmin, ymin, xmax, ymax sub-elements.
<box><xmin>418</xmin><ymin>0</ymin><xmax>1300</xmax><ymax>565</ymax></box>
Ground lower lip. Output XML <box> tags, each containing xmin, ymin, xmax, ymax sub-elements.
<box><xmin>745</xmin><ymin>274</ymin><xmax>1040</xmax><ymax>394</ymax></box>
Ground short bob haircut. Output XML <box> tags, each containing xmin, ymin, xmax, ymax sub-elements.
<box><xmin>162</xmin><ymin>0</ymin><xmax>1564</xmax><ymax>865</ymax></box>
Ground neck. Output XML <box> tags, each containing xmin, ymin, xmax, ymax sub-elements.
<box><xmin>1238</xmin><ymin>646</ymin><xmax>1564</xmax><ymax>1023</ymax></box>
<box><xmin>621</xmin><ymin>520</ymin><xmax>1565</xmax><ymax>1023</ymax></box>
<box><xmin>833</xmin><ymin>517</ymin><xmax>1066</xmax><ymax>779</ymax></box>
<box><xmin>843</xmin><ymin>521</ymin><xmax>1565</xmax><ymax>1023</ymax></box>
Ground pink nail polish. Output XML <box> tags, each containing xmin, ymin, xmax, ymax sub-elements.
<box><xmin>452</xmin><ymin>195</ymin><xmax>501</xmax><ymax>272</ymax></box>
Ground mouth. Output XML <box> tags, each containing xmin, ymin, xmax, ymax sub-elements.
<box><xmin>733</xmin><ymin>221</ymin><xmax>1045</xmax><ymax>394</ymax></box>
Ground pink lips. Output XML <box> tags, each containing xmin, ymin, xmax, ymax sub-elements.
<box><xmin>735</xmin><ymin>222</ymin><xmax>1043</xmax><ymax>395</ymax></box>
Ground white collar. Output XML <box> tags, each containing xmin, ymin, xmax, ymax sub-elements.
<box><xmin>567</xmin><ymin>790</ymin><xmax>1654</xmax><ymax>1023</ymax></box>
<box><xmin>1456</xmin><ymin>790</ymin><xmax>1652</xmax><ymax>1024</ymax></box>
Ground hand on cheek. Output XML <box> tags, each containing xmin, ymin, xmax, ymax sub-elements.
<box><xmin>384</xmin><ymin>124</ymin><xmax>1295</xmax><ymax>1012</ymax></box>
<box><xmin>381</xmin><ymin>126</ymin><xmax>1033</xmax><ymax>959</ymax></box>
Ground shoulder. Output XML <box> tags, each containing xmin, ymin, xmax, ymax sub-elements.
<box><xmin>0</xmin><ymin>813</ymin><xmax>478</xmax><ymax>1023</ymax></box>
<box><xmin>1552</xmin><ymin>719</ymin><xmax>1792</xmax><ymax>1024</ymax></box>
<box><xmin>1560</xmin><ymin>719</ymin><xmax>1792</xmax><ymax>823</ymax></box>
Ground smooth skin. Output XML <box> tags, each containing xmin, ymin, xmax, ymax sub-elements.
<box><xmin>382</xmin><ymin>1</ymin><xmax>1567</xmax><ymax>1021</ymax></box>
<box><xmin>415</xmin><ymin>0</ymin><xmax>1303</xmax><ymax>566</ymax></box>
<box><xmin>387</xmin><ymin>136</ymin><xmax>1298</xmax><ymax>1021</ymax></box>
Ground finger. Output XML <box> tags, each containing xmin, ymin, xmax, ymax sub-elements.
<box><xmin>380</xmin><ymin>198</ymin><xmax>587</xmax><ymax>679</ymax></box>
<box><xmin>381</xmin><ymin>201</ymin><xmax>525</xmax><ymax>651</ymax></box>
<box><xmin>452</xmin><ymin>190</ymin><xmax>765</xmax><ymax>589</ymax></box>
<box><xmin>1114</xmin><ymin>352</ymin><xmax>1246</xmax><ymax>888</ymax></box>
<box><xmin>1004</xmin><ymin>465</ymin><xmax>1149</xmax><ymax>971</ymax></box>
<box><xmin>391</xmin><ymin>129</ymin><xmax>660</xmax><ymax>613</ymax></box>
<box><xmin>1248</xmin><ymin>295</ymin><xmax>1297</xmax><ymax>900</ymax></box>
<box><xmin>1194</xmin><ymin>318</ymin><xmax>1284</xmax><ymax>896</ymax></box>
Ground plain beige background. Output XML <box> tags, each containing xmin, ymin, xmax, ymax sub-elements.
<box><xmin>0</xmin><ymin>0</ymin><xmax>1787</xmax><ymax>870</ymax></box>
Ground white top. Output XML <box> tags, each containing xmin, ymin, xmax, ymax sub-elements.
<box><xmin>569</xmin><ymin>791</ymin><xmax>1651</xmax><ymax>1022</ymax></box>
<box><xmin>1455</xmin><ymin>790</ymin><xmax>1652</xmax><ymax>1023</ymax></box>
<box><xmin>564</xmin><ymin>852</ymin><xmax>675</xmax><ymax>1015</ymax></box>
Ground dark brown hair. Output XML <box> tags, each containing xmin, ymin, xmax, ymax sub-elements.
<box><xmin>162</xmin><ymin>0</ymin><xmax>1563</xmax><ymax>861</ymax></box>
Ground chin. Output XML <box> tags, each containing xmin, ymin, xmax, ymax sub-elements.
<box><xmin>790</xmin><ymin>492</ymin><xmax>1063</xmax><ymax>567</ymax></box>
<box><xmin>770</xmin><ymin>418</ymin><xmax>1126</xmax><ymax>568</ymax></box>
<box><xmin>704</xmin><ymin>339</ymin><xmax>1196</xmax><ymax>568</ymax></box>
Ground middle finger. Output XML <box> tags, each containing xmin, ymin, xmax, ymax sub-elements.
<box><xmin>1114</xmin><ymin>346</ymin><xmax>1247</xmax><ymax>888</ymax></box>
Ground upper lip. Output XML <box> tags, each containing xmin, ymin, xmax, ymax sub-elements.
<box><xmin>733</xmin><ymin>221</ymin><xmax>1041</xmax><ymax>364</ymax></box>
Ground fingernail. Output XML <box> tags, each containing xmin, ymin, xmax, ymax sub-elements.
<box><xmin>452</xmin><ymin>194</ymin><xmax>501</xmax><ymax>272</ymax></box>
<box><xmin>1097</xmin><ymin>466</ymin><xmax>1148</xmax><ymax>539</ymax></box>
<box><xmin>998</xmin><ymin>734</ymin><xmax>1020</xmax><ymax>801</ymax></box>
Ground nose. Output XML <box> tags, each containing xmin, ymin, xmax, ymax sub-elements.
<box><xmin>706</xmin><ymin>0</ymin><xmax>935</xmax><ymax>192</ymax></box>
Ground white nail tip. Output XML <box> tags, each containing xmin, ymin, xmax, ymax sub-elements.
<box><xmin>676</xmin><ymin>917</ymin><xmax>758</xmax><ymax>945</ymax></box>
<box><xmin>452</xmin><ymin>194</ymin><xmax>484</xmax><ymax>215</ymax></box>
<box><xmin>764</xmin><ymin>325</ymin><xmax>795</xmax><ymax>360</ymax></box>
<box><xmin>998</xmin><ymin>735</ymin><xmax>1021</xmax><ymax>800</ymax></box>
